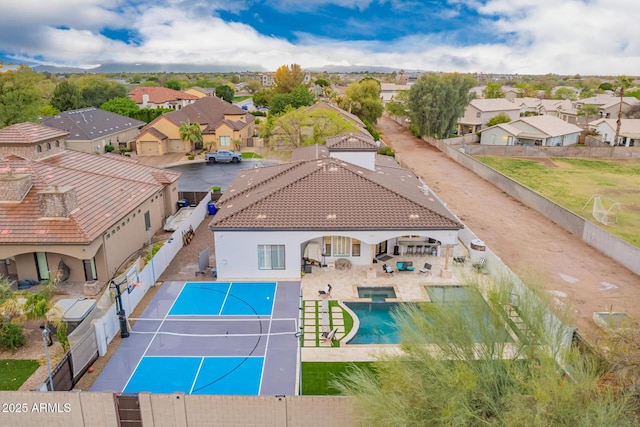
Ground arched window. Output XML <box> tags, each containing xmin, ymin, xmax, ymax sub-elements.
<box><xmin>55</xmin><ymin>140</ymin><xmax>60</xmax><ymax>148</ymax></box>
<box><xmin>36</xmin><ymin>145</ymin><xmax>42</xmax><ymax>153</ymax></box>
<box><xmin>45</xmin><ymin>142</ymin><xmax>51</xmax><ymax>150</ymax></box>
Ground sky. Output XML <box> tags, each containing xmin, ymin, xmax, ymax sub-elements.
<box><xmin>0</xmin><ymin>0</ymin><xmax>638</xmax><ymax>75</ymax></box>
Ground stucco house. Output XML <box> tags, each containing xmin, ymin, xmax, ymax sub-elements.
<box><xmin>574</xmin><ymin>95</ymin><xmax>640</xmax><ymax>120</ymax></box>
<box><xmin>183</xmin><ymin>87</ymin><xmax>217</xmax><ymax>98</ymax></box>
<box><xmin>457</xmin><ymin>99</ymin><xmax>521</xmax><ymax>135</ymax></box>
<box><xmin>40</xmin><ymin>107</ymin><xmax>145</xmax><ymax>154</ymax></box>
<box><xmin>380</xmin><ymin>83</ymin><xmax>411</xmax><ymax>103</ymax></box>
<box><xmin>135</xmin><ymin>96</ymin><xmax>256</xmax><ymax>156</ymax></box>
<box><xmin>209</xmin><ymin>133</ymin><xmax>464</xmax><ymax>281</ymax></box>
<box><xmin>480</xmin><ymin>115</ymin><xmax>582</xmax><ymax>146</ymax></box>
<box><xmin>0</xmin><ymin>122</ymin><xmax>180</xmax><ymax>286</ymax></box>
<box><xmin>128</xmin><ymin>87</ymin><xmax>199</xmax><ymax>110</ymax></box>
<box><xmin>589</xmin><ymin>118</ymin><xmax>640</xmax><ymax>146</ymax></box>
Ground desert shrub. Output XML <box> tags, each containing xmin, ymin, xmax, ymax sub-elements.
<box><xmin>378</xmin><ymin>146</ymin><xmax>395</xmax><ymax>157</ymax></box>
<box><xmin>0</xmin><ymin>321</ymin><xmax>26</xmax><ymax>351</ymax></box>
<box><xmin>104</xmin><ymin>144</ymin><xmax>116</xmax><ymax>153</ymax></box>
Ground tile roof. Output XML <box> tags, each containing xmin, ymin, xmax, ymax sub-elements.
<box><xmin>0</xmin><ymin>122</ymin><xmax>68</xmax><ymax>145</ymax></box>
<box><xmin>290</xmin><ymin>144</ymin><xmax>329</xmax><ymax>162</ymax></box>
<box><xmin>592</xmin><ymin>118</ymin><xmax>640</xmax><ymax>135</ymax></box>
<box><xmin>41</xmin><ymin>107</ymin><xmax>145</xmax><ymax>141</ymax></box>
<box><xmin>210</xmin><ymin>157</ymin><xmax>462</xmax><ymax>231</ymax></box>
<box><xmin>0</xmin><ymin>151</ymin><xmax>180</xmax><ymax>244</ymax></box>
<box><xmin>128</xmin><ymin>87</ymin><xmax>199</xmax><ymax>104</ymax></box>
<box><xmin>326</xmin><ymin>133</ymin><xmax>377</xmax><ymax>151</ymax></box>
<box><xmin>142</xmin><ymin>96</ymin><xmax>254</xmax><ymax>135</ymax></box>
<box><xmin>513</xmin><ymin>116</ymin><xmax>582</xmax><ymax>136</ymax></box>
<box><xmin>469</xmin><ymin>98</ymin><xmax>521</xmax><ymax>112</ymax></box>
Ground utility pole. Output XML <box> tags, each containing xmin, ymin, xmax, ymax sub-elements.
<box><xmin>613</xmin><ymin>86</ymin><xmax>624</xmax><ymax>148</ymax></box>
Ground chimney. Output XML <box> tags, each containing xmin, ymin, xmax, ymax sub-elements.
<box><xmin>0</xmin><ymin>172</ymin><xmax>32</xmax><ymax>202</ymax></box>
<box><xmin>37</xmin><ymin>185</ymin><xmax>78</xmax><ymax>218</ymax></box>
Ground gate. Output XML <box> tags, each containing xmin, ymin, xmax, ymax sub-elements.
<box><xmin>115</xmin><ymin>394</ymin><xmax>143</xmax><ymax>427</ymax></box>
<box><xmin>47</xmin><ymin>352</ymin><xmax>73</xmax><ymax>391</ymax></box>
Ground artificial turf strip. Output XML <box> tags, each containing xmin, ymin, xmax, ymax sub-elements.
<box><xmin>301</xmin><ymin>361</ymin><xmax>376</xmax><ymax>395</ymax></box>
<box><xmin>0</xmin><ymin>360</ymin><xmax>40</xmax><ymax>391</ymax></box>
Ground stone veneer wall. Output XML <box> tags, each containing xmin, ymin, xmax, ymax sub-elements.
<box><xmin>0</xmin><ymin>173</ymin><xmax>32</xmax><ymax>202</ymax></box>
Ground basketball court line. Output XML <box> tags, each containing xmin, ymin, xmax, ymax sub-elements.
<box><xmin>258</xmin><ymin>282</ymin><xmax>279</xmax><ymax>394</ymax></box>
<box><xmin>189</xmin><ymin>357</ymin><xmax>205</xmax><ymax>394</ymax></box>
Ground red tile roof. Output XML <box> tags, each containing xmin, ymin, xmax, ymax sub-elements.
<box><xmin>128</xmin><ymin>87</ymin><xmax>199</xmax><ymax>104</ymax></box>
<box><xmin>210</xmin><ymin>157</ymin><xmax>462</xmax><ymax>231</ymax></box>
<box><xmin>0</xmin><ymin>152</ymin><xmax>180</xmax><ymax>244</ymax></box>
<box><xmin>0</xmin><ymin>122</ymin><xmax>68</xmax><ymax>145</ymax></box>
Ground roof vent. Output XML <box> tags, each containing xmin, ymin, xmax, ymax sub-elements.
<box><xmin>326</xmin><ymin>214</ymin><xmax>336</xmax><ymax>219</ymax></box>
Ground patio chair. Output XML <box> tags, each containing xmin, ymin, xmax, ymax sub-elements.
<box><xmin>453</xmin><ymin>256</ymin><xmax>466</xmax><ymax>266</ymax></box>
<box><xmin>321</xmin><ymin>327</ymin><xmax>339</xmax><ymax>343</ymax></box>
<box><xmin>419</xmin><ymin>262</ymin><xmax>432</xmax><ymax>275</ymax></box>
<box><xmin>382</xmin><ymin>264</ymin><xmax>394</xmax><ymax>275</ymax></box>
<box><xmin>396</xmin><ymin>261</ymin><xmax>415</xmax><ymax>272</ymax></box>
<box><xmin>473</xmin><ymin>258</ymin><xmax>488</xmax><ymax>273</ymax></box>
<box><xmin>318</xmin><ymin>284</ymin><xmax>332</xmax><ymax>297</ymax></box>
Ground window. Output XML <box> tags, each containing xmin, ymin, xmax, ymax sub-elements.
<box><xmin>55</xmin><ymin>140</ymin><xmax>60</xmax><ymax>147</ymax></box>
<box><xmin>352</xmin><ymin>239</ymin><xmax>361</xmax><ymax>256</ymax></box>
<box><xmin>219</xmin><ymin>136</ymin><xmax>231</xmax><ymax>147</ymax></box>
<box><xmin>476</xmin><ymin>112</ymin><xmax>481</xmax><ymax>118</ymax></box>
<box><xmin>258</xmin><ymin>245</ymin><xmax>285</xmax><ymax>270</ymax></box>
<box><xmin>333</xmin><ymin>236</ymin><xmax>351</xmax><ymax>256</ymax></box>
<box><xmin>36</xmin><ymin>145</ymin><xmax>42</xmax><ymax>153</ymax></box>
<box><xmin>45</xmin><ymin>142</ymin><xmax>51</xmax><ymax>150</ymax></box>
<box><xmin>324</xmin><ymin>236</ymin><xmax>360</xmax><ymax>257</ymax></box>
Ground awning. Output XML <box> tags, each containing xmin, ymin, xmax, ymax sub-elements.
<box><xmin>303</xmin><ymin>241</ymin><xmax>322</xmax><ymax>262</ymax></box>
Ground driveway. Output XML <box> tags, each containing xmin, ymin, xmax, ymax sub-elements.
<box><xmin>169</xmin><ymin>160</ymin><xmax>275</xmax><ymax>192</ymax></box>
<box><xmin>377</xmin><ymin>116</ymin><xmax>640</xmax><ymax>341</ymax></box>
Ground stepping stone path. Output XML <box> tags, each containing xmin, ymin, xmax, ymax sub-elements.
<box><xmin>302</xmin><ymin>299</ymin><xmax>345</xmax><ymax>347</ymax></box>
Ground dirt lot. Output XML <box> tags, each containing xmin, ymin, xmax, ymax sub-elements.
<box><xmin>377</xmin><ymin>116</ymin><xmax>640</xmax><ymax>340</ymax></box>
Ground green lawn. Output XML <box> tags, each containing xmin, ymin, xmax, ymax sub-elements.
<box><xmin>233</xmin><ymin>96</ymin><xmax>252</xmax><ymax>102</ymax></box>
<box><xmin>241</xmin><ymin>152</ymin><xmax>263</xmax><ymax>159</ymax></box>
<box><xmin>302</xmin><ymin>361</ymin><xmax>375</xmax><ymax>395</ymax></box>
<box><xmin>0</xmin><ymin>360</ymin><xmax>40</xmax><ymax>390</ymax></box>
<box><xmin>476</xmin><ymin>156</ymin><xmax>640</xmax><ymax>247</ymax></box>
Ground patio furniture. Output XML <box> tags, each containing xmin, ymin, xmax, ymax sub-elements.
<box><xmin>406</xmin><ymin>245</ymin><xmax>415</xmax><ymax>255</ymax></box>
<box><xmin>453</xmin><ymin>256</ymin><xmax>466</xmax><ymax>266</ymax></box>
<box><xmin>382</xmin><ymin>264</ymin><xmax>394</xmax><ymax>275</ymax></box>
<box><xmin>473</xmin><ymin>258</ymin><xmax>489</xmax><ymax>274</ymax></box>
<box><xmin>335</xmin><ymin>258</ymin><xmax>352</xmax><ymax>270</ymax></box>
<box><xmin>419</xmin><ymin>263</ymin><xmax>432</xmax><ymax>275</ymax></box>
<box><xmin>318</xmin><ymin>284</ymin><xmax>332</xmax><ymax>297</ymax></box>
<box><xmin>396</xmin><ymin>261</ymin><xmax>415</xmax><ymax>272</ymax></box>
<box><xmin>321</xmin><ymin>327</ymin><xmax>339</xmax><ymax>343</ymax></box>
<box><xmin>415</xmin><ymin>245</ymin><xmax>424</xmax><ymax>255</ymax></box>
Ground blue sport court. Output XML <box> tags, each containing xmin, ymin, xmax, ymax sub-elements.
<box><xmin>91</xmin><ymin>281</ymin><xmax>300</xmax><ymax>395</ymax></box>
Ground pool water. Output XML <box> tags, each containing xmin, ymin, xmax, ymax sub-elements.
<box><xmin>345</xmin><ymin>302</ymin><xmax>413</xmax><ymax>344</ymax></box>
<box><xmin>346</xmin><ymin>286</ymin><xmax>512</xmax><ymax>345</ymax></box>
<box><xmin>357</xmin><ymin>286</ymin><xmax>397</xmax><ymax>301</ymax></box>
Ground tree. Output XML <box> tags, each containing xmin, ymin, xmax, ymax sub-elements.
<box><xmin>178</xmin><ymin>121</ymin><xmax>202</xmax><ymax>154</ymax></box>
<box><xmin>385</xmin><ymin>90</ymin><xmax>410</xmax><ymax>117</ymax></box>
<box><xmin>100</xmin><ymin>97</ymin><xmax>140</xmax><ymax>118</ymax></box>
<box><xmin>554</xmin><ymin>87</ymin><xmax>578</xmax><ymax>101</ymax></box>
<box><xmin>0</xmin><ymin>68</ymin><xmax>46</xmax><ymax>126</ymax></box>
<box><xmin>51</xmin><ymin>80</ymin><xmax>83</xmax><ymax>112</ymax></box>
<box><xmin>577</xmin><ymin>104</ymin><xmax>600</xmax><ymax>126</ymax></box>
<box><xmin>334</xmin><ymin>278</ymin><xmax>639</xmax><ymax>425</ymax></box>
<box><xmin>75</xmin><ymin>75</ymin><xmax>128</xmax><ymax>107</ymax></box>
<box><xmin>269</xmin><ymin>106</ymin><xmax>359</xmax><ymax>148</ymax></box>
<box><xmin>164</xmin><ymin>79</ymin><xmax>183</xmax><ymax>90</ymax></box>
<box><xmin>215</xmin><ymin>85</ymin><xmax>235</xmax><ymax>103</ymax></box>
<box><xmin>613</xmin><ymin>75</ymin><xmax>633</xmax><ymax>146</ymax></box>
<box><xmin>483</xmin><ymin>83</ymin><xmax>503</xmax><ymax>98</ymax></box>
<box><xmin>408</xmin><ymin>73</ymin><xmax>476</xmax><ymax>138</ymax></box>
<box><xmin>486</xmin><ymin>112</ymin><xmax>512</xmax><ymax>127</ymax></box>
<box><xmin>269</xmin><ymin>85</ymin><xmax>315</xmax><ymax>115</ymax></box>
<box><xmin>245</xmin><ymin>79</ymin><xmax>262</xmax><ymax>94</ymax></box>
<box><xmin>344</xmin><ymin>78</ymin><xmax>384</xmax><ymax>124</ymax></box>
<box><xmin>253</xmin><ymin>89</ymin><xmax>274</xmax><ymax>108</ymax></box>
<box><xmin>273</xmin><ymin>64</ymin><xmax>305</xmax><ymax>94</ymax></box>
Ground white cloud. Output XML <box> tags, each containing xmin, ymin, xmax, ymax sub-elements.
<box><xmin>0</xmin><ymin>0</ymin><xmax>639</xmax><ymax>74</ymax></box>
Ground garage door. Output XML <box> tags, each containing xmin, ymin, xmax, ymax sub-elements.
<box><xmin>140</xmin><ymin>141</ymin><xmax>157</xmax><ymax>155</ymax></box>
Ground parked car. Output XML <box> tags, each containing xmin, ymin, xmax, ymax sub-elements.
<box><xmin>205</xmin><ymin>149</ymin><xmax>242</xmax><ymax>163</ymax></box>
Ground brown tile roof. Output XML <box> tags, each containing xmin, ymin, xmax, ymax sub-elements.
<box><xmin>210</xmin><ymin>157</ymin><xmax>462</xmax><ymax>231</ymax></box>
<box><xmin>0</xmin><ymin>152</ymin><xmax>180</xmax><ymax>244</ymax></box>
<box><xmin>141</xmin><ymin>96</ymin><xmax>254</xmax><ymax>135</ymax></box>
<box><xmin>326</xmin><ymin>133</ymin><xmax>377</xmax><ymax>151</ymax></box>
<box><xmin>128</xmin><ymin>87</ymin><xmax>199</xmax><ymax>104</ymax></box>
<box><xmin>290</xmin><ymin>144</ymin><xmax>329</xmax><ymax>162</ymax></box>
<box><xmin>0</xmin><ymin>122</ymin><xmax>68</xmax><ymax>145</ymax></box>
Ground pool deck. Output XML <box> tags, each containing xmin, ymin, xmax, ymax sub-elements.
<box><xmin>299</xmin><ymin>252</ymin><xmax>487</xmax><ymax>361</ymax></box>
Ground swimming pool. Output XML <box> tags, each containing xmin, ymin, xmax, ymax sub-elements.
<box><xmin>345</xmin><ymin>286</ymin><xmax>512</xmax><ymax>345</ymax></box>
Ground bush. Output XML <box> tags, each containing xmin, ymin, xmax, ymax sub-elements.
<box><xmin>210</xmin><ymin>185</ymin><xmax>221</xmax><ymax>193</ymax></box>
<box><xmin>0</xmin><ymin>322</ymin><xmax>26</xmax><ymax>351</ymax></box>
<box><xmin>378</xmin><ymin>146</ymin><xmax>395</xmax><ymax>157</ymax></box>
<box><xmin>104</xmin><ymin>144</ymin><xmax>116</xmax><ymax>153</ymax></box>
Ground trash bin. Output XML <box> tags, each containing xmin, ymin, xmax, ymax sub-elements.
<box><xmin>207</xmin><ymin>201</ymin><xmax>217</xmax><ymax>215</ymax></box>
<box><xmin>177</xmin><ymin>199</ymin><xmax>189</xmax><ymax>208</ymax></box>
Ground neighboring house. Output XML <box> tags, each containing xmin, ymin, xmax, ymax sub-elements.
<box><xmin>574</xmin><ymin>95</ymin><xmax>640</xmax><ymax>120</ymax></box>
<box><xmin>457</xmin><ymin>99</ymin><xmax>521</xmax><ymax>134</ymax></box>
<box><xmin>184</xmin><ymin>87</ymin><xmax>217</xmax><ymax>98</ymax></box>
<box><xmin>259</xmin><ymin>73</ymin><xmax>274</xmax><ymax>87</ymax></box>
<box><xmin>135</xmin><ymin>96</ymin><xmax>256</xmax><ymax>156</ymax></box>
<box><xmin>501</xmin><ymin>87</ymin><xmax>521</xmax><ymax>101</ymax></box>
<box><xmin>380</xmin><ymin>83</ymin><xmax>411</xmax><ymax>103</ymax></box>
<box><xmin>513</xmin><ymin>98</ymin><xmax>574</xmax><ymax>120</ymax></box>
<box><xmin>0</xmin><ymin>122</ymin><xmax>180</xmax><ymax>285</ymax></box>
<box><xmin>128</xmin><ymin>87</ymin><xmax>199</xmax><ymax>109</ymax></box>
<box><xmin>589</xmin><ymin>118</ymin><xmax>640</xmax><ymax>146</ymax></box>
<box><xmin>41</xmin><ymin>107</ymin><xmax>145</xmax><ymax>154</ymax></box>
<box><xmin>480</xmin><ymin>116</ymin><xmax>582</xmax><ymax>146</ymax></box>
<box><xmin>209</xmin><ymin>134</ymin><xmax>464</xmax><ymax>281</ymax></box>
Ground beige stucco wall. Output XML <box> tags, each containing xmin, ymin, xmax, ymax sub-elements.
<box><xmin>0</xmin><ymin>392</ymin><xmax>358</xmax><ymax>427</ymax></box>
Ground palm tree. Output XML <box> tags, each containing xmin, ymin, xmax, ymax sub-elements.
<box><xmin>613</xmin><ymin>75</ymin><xmax>633</xmax><ymax>146</ymax></box>
<box><xmin>178</xmin><ymin>121</ymin><xmax>202</xmax><ymax>154</ymax></box>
